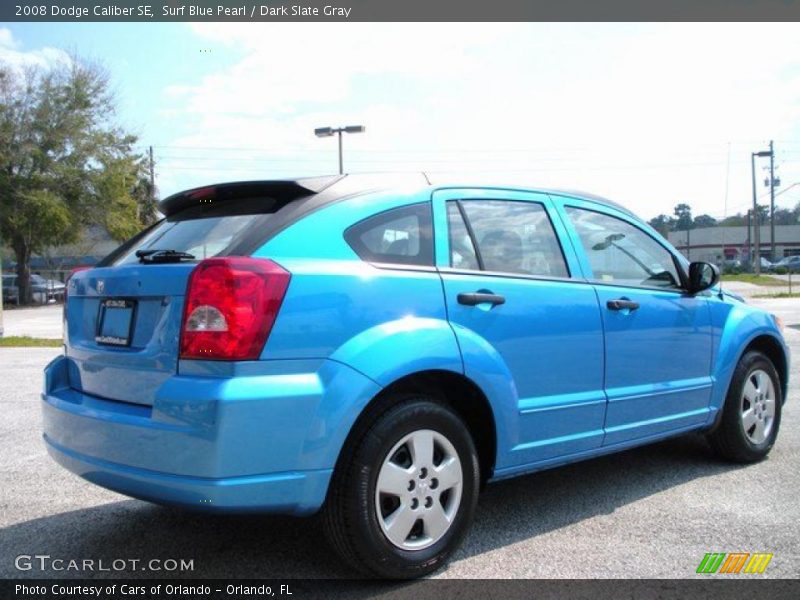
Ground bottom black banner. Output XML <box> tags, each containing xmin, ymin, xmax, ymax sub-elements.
<box><xmin>2</xmin><ymin>579</ymin><xmax>799</xmax><ymax>600</ymax></box>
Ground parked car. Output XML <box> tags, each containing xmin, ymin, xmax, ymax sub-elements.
<box><xmin>769</xmin><ymin>255</ymin><xmax>800</xmax><ymax>273</ymax></box>
<box><xmin>35</xmin><ymin>273</ymin><xmax>66</xmax><ymax>301</ymax></box>
<box><xmin>2</xmin><ymin>274</ymin><xmax>19</xmax><ymax>304</ymax></box>
<box><xmin>43</xmin><ymin>175</ymin><xmax>790</xmax><ymax>578</ymax></box>
<box><xmin>2</xmin><ymin>273</ymin><xmax>65</xmax><ymax>303</ymax></box>
<box><xmin>721</xmin><ymin>258</ymin><xmax>742</xmax><ymax>273</ymax></box>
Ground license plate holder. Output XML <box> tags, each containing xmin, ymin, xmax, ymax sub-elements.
<box><xmin>95</xmin><ymin>298</ymin><xmax>136</xmax><ymax>347</ymax></box>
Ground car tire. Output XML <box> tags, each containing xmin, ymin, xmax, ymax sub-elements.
<box><xmin>707</xmin><ymin>351</ymin><xmax>782</xmax><ymax>463</ymax></box>
<box><xmin>323</xmin><ymin>395</ymin><xmax>480</xmax><ymax>579</ymax></box>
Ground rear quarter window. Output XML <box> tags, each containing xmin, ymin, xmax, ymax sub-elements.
<box><xmin>344</xmin><ymin>203</ymin><xmax>434</xmax><ymax>267</ymax></box>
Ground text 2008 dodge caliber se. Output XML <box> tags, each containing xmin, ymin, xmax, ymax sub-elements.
<box><xmin>43</xmin><ymin>173</ymin><xmax>790</xmax><ymax>578</ymax></box>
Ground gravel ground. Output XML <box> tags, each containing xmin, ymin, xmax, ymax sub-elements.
<box><xmin>1</xmin><ymin>304</ymin><xmax>63</xmax><ymax>339</ymax></box>
<box><xmin>0</xmin><ymin>298</ymin><xmax>798</xmax><ymax>580</ymax></box>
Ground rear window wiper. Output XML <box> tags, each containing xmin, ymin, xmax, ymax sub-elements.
<box><xmin>136</xmin><ymin>249</ymin><xmax>196</xmax><ymax>264</ymax></box>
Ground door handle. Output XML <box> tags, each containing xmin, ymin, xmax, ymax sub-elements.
<box><xmin>458</xmin><ymin>292</ymin><xmax>506</xmax><ymax>306</ymax></box>
<box><xmin>607</xmin><ymin>298</ymin><xmax>640</xmax><ymax>311</ymax></box>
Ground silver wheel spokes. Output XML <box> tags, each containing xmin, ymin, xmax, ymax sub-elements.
<box><xmin>375</xmin><ymin>429</ymin><xmax>463</xmax><ymax>551</ymax></box>
<box><xmin>741</xmin><ymin>369</ymin><xmax>776</xmax><ymax>444</ymax></box>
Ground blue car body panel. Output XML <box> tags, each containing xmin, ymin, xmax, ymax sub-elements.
<box><xmin>42</xmin><ymin>176</ymin><xmax>790</xmax><ymax>514</ymax></box>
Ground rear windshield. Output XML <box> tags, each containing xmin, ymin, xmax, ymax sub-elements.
<box><xmin>109</xmin><ymin>198</ymin><xmax>283</xmax><ymax>266</ymax></box>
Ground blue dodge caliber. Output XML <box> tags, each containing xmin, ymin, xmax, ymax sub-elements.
<box><xmin>43</xmin><ymin>174</ymin><xmax>789</xmax><ymax>578</ymax></box>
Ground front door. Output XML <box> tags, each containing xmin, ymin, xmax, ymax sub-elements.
<box><xmin>558</xmin><ymin>201</ymin><xmax>714</xmax><ymax>446</ymax></box>
<box><xmin>433</xmin><ymin>189</ymin><xmax>606</xmax><ymax>470</ymax></box>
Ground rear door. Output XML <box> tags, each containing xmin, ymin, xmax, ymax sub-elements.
<box><xmin>556</xmin><ymin>198</ymin><xmax>714</xmax><ymax>445</ymax></box>
<box><xmin>433</xmin><ymin>189</ymin><xmax>606</xmax><ymax>468</ymax></box>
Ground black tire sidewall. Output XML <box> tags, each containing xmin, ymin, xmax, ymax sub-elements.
<box><xmin>724</xmin><ymin>351</ymin><xmax>782</xmax><ymax>458</ymax></box>
<box><xmin>349</xmin><ymin>398</ymin><xmax>480</xmax><ymax>578</ymax></box>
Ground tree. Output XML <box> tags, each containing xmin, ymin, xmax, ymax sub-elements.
<box><xmin>648</xmin><ymin>214</ymin><xmax>675</xmax><ymax>237</ymax></box>
<box><xmin>773</xmin><ymin>205</ymin><xmax>800</xmax><ymax>226</ymax></box>
<box><xmin>692</xmin><ymin>214</ymin><xmax>717</xmax><ymax>229</ymax></box>
<box><xmin>673</xmin><ymin>203</ymin><xmax>693</xmax><ymax>231</ymax></box>
<box><xmin>0</xmin><ymin>57</ymin><xmax>150</xmax><ymax>303</ymax></box>
<box><xmin>720</xmin><ymin>213</ymin><xmax>746</xmax><ymax>227</ymax></box>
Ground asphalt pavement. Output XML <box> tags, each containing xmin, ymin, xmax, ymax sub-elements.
<box><xmin>0</xmin><ymin>298</ymin><xmax>798</xmax><ymax>579</ymax></box>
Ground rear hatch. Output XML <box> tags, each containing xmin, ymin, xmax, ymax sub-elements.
<box><xmin>64</xmin><ymin>178</ymin><xmax>337</xmax><ymax>405</ymax></box>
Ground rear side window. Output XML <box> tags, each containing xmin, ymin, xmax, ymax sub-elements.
<box><xmin>455</xmin><ymin>200</ymin><xmax>569</xmax><ymax>278</ymax></box>
<box><xmin>446</xmin><ymin>202</ymin><xmax>480</xmax><ymax>270</ymax></box>
<box><xmin>345</xmin><ymin>203</ymin><xmax>434</xmax><ymax>267</ymax></box>
<box><xmin>112</xmin><ymin>198</ymin><xmax>283</xmax><ymax>266</ymax></box>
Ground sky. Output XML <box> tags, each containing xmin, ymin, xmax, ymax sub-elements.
<box><xmin>2</xmin><ymin>22</ymin><xmax>800</xmax><ymax>221</ymax></box>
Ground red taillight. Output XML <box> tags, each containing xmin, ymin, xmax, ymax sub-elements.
<box><xmin>180</xmin><ymin>257</ymin><xmax>290</xmax><ymax>361</ymax></box>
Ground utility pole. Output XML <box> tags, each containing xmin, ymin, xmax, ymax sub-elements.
<box><xmin>769</xmin><ymin>140</ymin><xmax>776</xmax><ymax>262</ymax></box>
<box><xmin>751</xmin><ymin>152</ymin><xmax>760</xmax><ymax>274</ymax></box>
<box><xmin>751</xmin><ymin>147</ymin><xmax>773</xmax><ymax>275</ymax></box>
<box><xmin>687</xmin><ymin>226</ymin><xmax>691</xmax><ymax>261</ymax></box>
<box><xmin>746</xmin><ymin>209</ymin><xmax>752</xmax><ymax>265</ymax></box>
<box><xmin>149</xmin><ymin>145</ymin><xmax>156</xmax><ymax>219</ymax></box>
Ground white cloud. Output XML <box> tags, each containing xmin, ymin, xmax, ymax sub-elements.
<box><xmin>157</xmin><ymin>23</ymin><xmax>800</xmax><ymax>220</ymax></box>
<box><xmin>0</xmin><ymin>28</ymin><xmax>69</xmax><ymax>70</ymax></box>
<box><xmin>0</xmin><ymin>28</ymin><xmax>19</xmax><ymax>49</ymax></box>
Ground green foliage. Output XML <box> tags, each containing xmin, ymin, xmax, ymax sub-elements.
<box><xmin>692</xmin><ymin>214</ymin><xmax>717</xmax><ymax>228</ymax></box>
<box><xmin>673</xmin><ymin>203</ymin><xmax>693</xmax><ymax>231</ymax></box>
<box><xmin>649</xmin><ymin>205</ymin><xmax>717</xmax><ymax>234</ymax></box>
<box><xmin>721</xmin><ymin>273</ymin><xmax>787</xmax><ymax>286</ymax></box>
<box><xmin>648</xmin><ymin>213</ymin><xmax>675</xmax><ymax>236</ymax></box>
<box><xmin>0</xmin><ymin>336</ymin><xmax>63</xmax><ymax>347</ymax></box>
<box><xmin>0</xmin><ymin>56</ymin><xmax>152</xmax><ymax>303</ymax></box>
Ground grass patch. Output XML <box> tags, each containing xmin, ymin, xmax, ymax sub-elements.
<box><xmin>752</xmin><ymin>292</ymin><xmax>800</xmax><ymax>299</ymax></box>
<box><xmin>721</xmin><ymin>274</ymin><xmax>788</xmax><ymax>286</ymax></box>
<box><xmin>0</xmin><ymin>336</ymin><xmax>62</xmax><ymax>347</ymax></box>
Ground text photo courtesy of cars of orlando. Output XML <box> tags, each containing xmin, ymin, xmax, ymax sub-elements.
<box><xmin>44</xmin><ymin>173</ymin><xmax>790</xmax><ymax>579</ymax></box>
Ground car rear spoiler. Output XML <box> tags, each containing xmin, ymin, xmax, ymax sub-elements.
<box><xmin>157</xmin><ymin>176</ymin><xmax>344</xmax><ymax>218</ymax></box>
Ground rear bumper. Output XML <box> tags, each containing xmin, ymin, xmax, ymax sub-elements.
<box><xmin>44</xmin><ymin>435</ymin><xmax>331</xmax><ymax>514</ymax></box>
<box><xmin>42</xmin><ymin>354</ymin><xmax>381</xmax><ymax>515</ymax></box>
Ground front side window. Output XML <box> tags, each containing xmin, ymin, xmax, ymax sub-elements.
<box><xmin>453</xmin><ymin>200</ymin><xmax>569</xmax><ymax>278</ymax></box>
<box><xmin>344</xmin><ymin>203</ymin><xmax>434</xmax><ymax>266</ymax></box>
<box><xmin>565</xmin><ymin>206</ymin><xmax>682</xmax><ymax>289</ymax></box>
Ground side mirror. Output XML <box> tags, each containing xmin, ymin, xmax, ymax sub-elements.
<box><xmin>688</xmin><ymin>261</ymin><xmax>719</xmax><ymax>294</ymax></box>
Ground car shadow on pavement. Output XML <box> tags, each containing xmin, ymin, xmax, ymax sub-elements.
<box><xmin>0</xmin><ymin>434</ymin><xmax>743</xmax><ymax>579</ymax></box>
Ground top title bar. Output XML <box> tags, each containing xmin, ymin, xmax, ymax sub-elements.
<box><xmin>4</xmin><ymin>0</ymin><xmax>800</xmax><ymax>22</ymax></box>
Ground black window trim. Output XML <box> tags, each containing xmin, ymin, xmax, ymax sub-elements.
<box><xmin>343</xmin><ymin>201</ymin><xmax>435</xmax><ymax>269</ymax></box>
<box><xmin>453</xmin><ymin>200</ymin><xmax>485</xmax><ymax>271</ymax></box>
<box><xmin>446</xmin><ymin>197</ymin><xmax>572</xmax><ymax>279</ymax></box>
<box><xmin>563</xmin><ymin>204</ymin><xmax>691</xmax><ymax>294</ymax></box>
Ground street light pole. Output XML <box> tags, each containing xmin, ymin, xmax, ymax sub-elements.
<box><xmin>314</xmin><ymin>125</ymin><xmax>365</xmax><ymax>174</ymax></box>
<box><xmin>338</xmin><ymin>130</ymin><xmax>343</xmax><ymax>175</ymax></box>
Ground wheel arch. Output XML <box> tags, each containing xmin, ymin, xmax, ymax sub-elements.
<box><xmin>331</xmin><ymin>369</ymin><xmax>499</xmax><ymax>486</ymax></box>
<box><xmin>742</xmin><ymin>334</ymin><xmax>788</xmax><ymax>402</ymax></box>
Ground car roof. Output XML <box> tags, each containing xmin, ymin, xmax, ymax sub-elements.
<box><xmin>160</xmin><ymin>173</ymin><xmax>638</xmax><ymax>220</ymax></box>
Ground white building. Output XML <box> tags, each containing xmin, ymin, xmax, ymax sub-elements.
<box><xmin>667</xmin><ymin>224</ymin><xmax>800</xmax><ymax>264</ymax></box>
